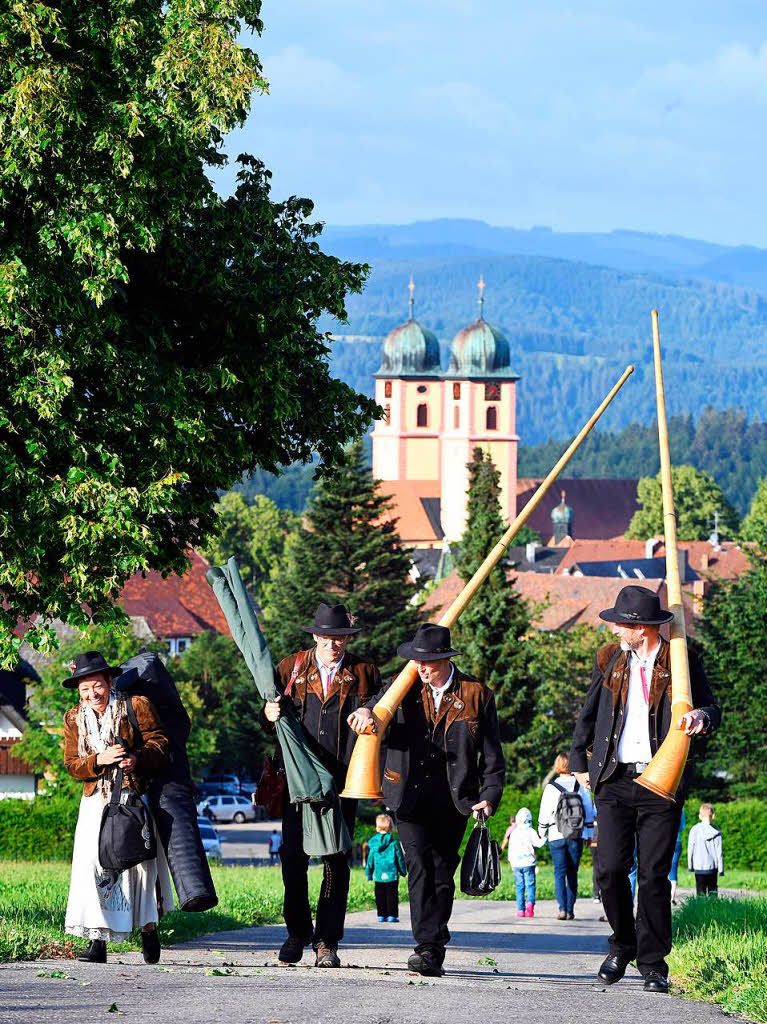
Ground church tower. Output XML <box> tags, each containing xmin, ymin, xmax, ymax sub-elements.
<box><xmin>372</xmin><ymin>279</ymin><xmax>443</xmax><ymax>483</ymax></box>
<box><xmin>440</xmin><ymin>277</ymin><xmax>520</xmax><ymax>542</ymax></box>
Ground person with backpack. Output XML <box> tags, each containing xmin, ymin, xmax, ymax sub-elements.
<box><xmin>62</xmin><ymin>651</ymin><xmax>173</xmax><ymax>965</ymax></box>
<box><xmin>568</xmin><ymin>586</ymin><xmax>720</xmax><ymax>993</ymax></box>
<box><xmin>262</xmin><ymin>603</ymin><xmax>382</xmax><ymax>969</ymax></box>
<box><xmin>538</xmin><ymin>753</ymin><xmax>594</xmax><ymax>920</ymax></box>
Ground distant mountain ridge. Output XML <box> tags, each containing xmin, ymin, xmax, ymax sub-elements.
<box><xmin>320</xmin><ymin>220</ymin><xmax>767</xmax><ymax>444</ymax></box>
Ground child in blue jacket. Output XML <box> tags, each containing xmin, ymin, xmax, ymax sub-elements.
<box><xmin>365</xmin><ymin>813</ymin><xmax>407</xmax><ymax>922</ymax></box>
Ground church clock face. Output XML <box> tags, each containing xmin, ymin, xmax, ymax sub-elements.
<box><xmin>485</xmin><ymin>383</ymin><xmax>501</xmax><ymax>401</ymax></box>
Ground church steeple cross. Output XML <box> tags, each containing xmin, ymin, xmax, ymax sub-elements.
<box><xmin>477</xmin><ymin>274</ymin><xmax>485</xmax><ymax>320</ymax></box>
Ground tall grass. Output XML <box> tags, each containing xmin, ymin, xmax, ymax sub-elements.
<box><xmin>669</xmin><ymin>896</ymin><xmax>767</xmax><ymax>1023</ymax></box>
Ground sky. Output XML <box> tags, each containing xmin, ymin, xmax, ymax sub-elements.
<box><xmin>213</xmin><ymin>0</ymin><xmax>767</xmax><ymax>247</ymax></box>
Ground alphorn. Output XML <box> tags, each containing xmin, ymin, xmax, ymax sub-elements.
<box><xmin>341</xmin><ymin>364</ymin><xmax>635</xmax><ymax>800</ymax></box>
<box><xmin>635</xmin><ymin>311</ymin><xmax>693</xmax><ymax>801</ymax></box>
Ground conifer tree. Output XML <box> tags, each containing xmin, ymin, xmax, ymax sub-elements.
<box><xmin>452</xmin><ymin>448</ymin><xmax>534</xmax><ymax>745</ymax></box>
<box><xmin>261</xmin><ymin>442</ymin><xmax>418</xmax><ymax>673</ymax></box>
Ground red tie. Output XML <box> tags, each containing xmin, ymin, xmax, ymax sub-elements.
<box><xmin>639</xmin><ymin>664</ymin><xmax>649</xmax><ymax>704</ymax></box>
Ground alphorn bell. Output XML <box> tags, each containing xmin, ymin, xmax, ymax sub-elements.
<box><xmin>635</xmin><ymin>311</ymin><xmax>693</xmax><ymax>801</ymax></box>
<box><xmin>341</xmin><ymin>364</ymin><xmax>635</xmax><ymax>800</ymax></box>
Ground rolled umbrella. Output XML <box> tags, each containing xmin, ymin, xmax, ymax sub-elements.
<box><xmin>206</xmin><ymin>558</ymin><xmax>350</xmax><ymax>856</ymax></box>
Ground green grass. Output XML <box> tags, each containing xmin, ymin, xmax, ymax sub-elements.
<box><xmin>669</xmin><ymin>896</ymin><xmax>767</xmax><ymax>1022</ymax></box>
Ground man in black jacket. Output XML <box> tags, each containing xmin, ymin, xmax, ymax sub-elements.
<box><xmin>263</xmin><ymin>603</ymin><xmax>381</xmax><ymax>969</ymax></box>
<box><xmin>349</xmin><ymin>623</ymin><xmax>505</xmax><ymax>977</ymax></box>
<box><xmin>569</xmin><ymin>586</ymin><xmax>720</xmax><ymax>994</ymax></box>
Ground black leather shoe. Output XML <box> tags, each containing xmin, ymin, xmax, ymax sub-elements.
<box><xmin>643</xmin><ymin>970</ymin><xmax>669</xmax><ymax>993</ymax></box>
<box><xmin>278</xmin><ymin>934</ymin><xmax>311</xmax><ymax>964</ymax></box>
<box><xmin>597</xmin><ymin>954</ymin><xmax>630</xmax><ymax>985</ymax></box>
<box><xmin>408</xmin><ymin>950</ymin><xmax>444</xmax><ymax>977</ymax></box>
<box><xmin>314</xmin><ymin>942</ymin><xmax>341</xmax><ymax>968</ymax></box>
<box><xmin>141</xmin><ymin>927</ymin><xmax>161</xmax><ymax>964</ymax></box>
<box><xmin>77</xmin><ymin>939</ymin><xmax>107</xmax><ymax>963</ymax></box>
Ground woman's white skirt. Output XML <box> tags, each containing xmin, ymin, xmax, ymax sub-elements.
<box><xmin>65</xmin><ymin>792</ymin><xmax>175</xmax><ymax>942</ymax></box>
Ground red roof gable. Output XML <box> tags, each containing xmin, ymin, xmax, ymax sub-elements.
<box><xmin>119</xmin><ymin>550</ymin><xmax>230</xmax><ymax>639</ymax></box>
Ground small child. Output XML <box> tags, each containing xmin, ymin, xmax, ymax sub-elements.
<box><xmin>365</xmin><ymin>813</ymin><xmax>407</xmax><ymax>922</ymax></box>
<box><xmin>502</xmin><ymin>807</ymin><xmax>545</xmax><ymax>918</ymax></box>
<box><xmin>687</xmin><ymin>803</ymin><xmax>724</xmax><ymax>896</ymax></box>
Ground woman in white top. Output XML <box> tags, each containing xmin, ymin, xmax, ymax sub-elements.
<box><xmin>538</xmin><ymin>753</ymin><xmax>595</xmax><ymax>920</ymax></box>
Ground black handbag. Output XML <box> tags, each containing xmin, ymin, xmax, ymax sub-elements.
<box><xmin>98</xmin><ymin>712</ymin><xmax>157</xmax><ymax>873</ymax></box>
<box><xmin>460</xmin><ymin>815</ymin><xmax>501</xmax><ymax>896</ymax></box>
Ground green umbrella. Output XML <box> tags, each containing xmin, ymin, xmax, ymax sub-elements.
<box><xmin>206</xmin><ymin>558</ymin><xmax>350</xmax><ymax>856</ymax></box>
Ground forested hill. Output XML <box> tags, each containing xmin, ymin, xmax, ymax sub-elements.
<box><xmin>320</xmin><ymin>222</ymin><xmax>767</xmax><ymax>445</ymax></box>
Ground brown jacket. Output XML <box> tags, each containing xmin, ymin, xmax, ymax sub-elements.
<box><xmin>63</xmin><ymin>695</ymin><xmax>168</xmax><ymax>797</ymax></box>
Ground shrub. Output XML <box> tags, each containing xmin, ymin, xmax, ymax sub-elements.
<box><xmin>0</xmin><ymin>796</ymin><xmax>77</xmax><ymax>861</ymax></box>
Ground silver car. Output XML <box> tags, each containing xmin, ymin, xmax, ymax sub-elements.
<box><xmin>197</xmin><ymin>794</ymin><xmax>257</xmax><ymax>823</ymax></box>
<box><xmin>197</xmin><ymin>818</ymin><xmax>223</xmax><ymax>859</ymax></box>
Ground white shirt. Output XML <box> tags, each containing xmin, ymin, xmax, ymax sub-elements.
<box><xmin>616</xmin><ymin>642</ymin><xmax>659</xmax><ymax>764</ymax></box>
<box><xmin>315</xmin><ymin>653</ymin><xmax>344</xmax><ymax>699</ymax></box>
<box><xmin>429</xmin><ymin>665</ymin><xmax>455</xmax><ymax>713</ymax></box>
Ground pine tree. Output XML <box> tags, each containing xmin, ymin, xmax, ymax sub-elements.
<box><xmin>451</xmin><ymin>448</ymin><xmax>534</xmax><ymax>745</ymax></box>
<box><xmin>261</xmin><ymin>441</ymin><xmax>418</xmax><ymax>673</ymax></box>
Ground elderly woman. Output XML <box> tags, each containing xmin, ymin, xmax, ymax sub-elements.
<box><xmin>63</xmin><ymin>650</ymin><xmax>173</xmax><ymax>964</ymax></box>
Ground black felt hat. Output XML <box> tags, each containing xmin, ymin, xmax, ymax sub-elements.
<box><xmin>397</xmin><ymin>623</ymin><xmax>459</xmax><ymax>662</ymax></box>
<box><xmin>300</xmin><ymin>603</ymin><xmax>362</xmax><ymax>636</ymax></box>
<box><xmin>62</xmin><ymin>650</ymin><xmax>122</xmax><ymax>689</ymax></box>
<box><xmin>599</xmin><ymin>585</ymin><xmax>674</xmax><ymax>626</ymax></box>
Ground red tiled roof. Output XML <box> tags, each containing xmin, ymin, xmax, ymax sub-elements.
<box><xmin>556</xmin><ymin>538</ymin><xmax>751</xmax><ymax>581</ymax></box>
<box><xmin>516</xmin><ymin>478</ymin><xmax>640</xmax><ymax>541</ymax></box>
<box><xmin>119</xmin><ymin>550</ymin><xmax>230</xmax><ymax>639</ymax></box>
<box><xmin>378</xmin><ymin>480</ymin><xmax>443</xmax><ymax>547</ymax></box>
<box><xmin>422</xmin><ymin>570</ymin><xmax>670</xmax><ymax>632</ymax></box>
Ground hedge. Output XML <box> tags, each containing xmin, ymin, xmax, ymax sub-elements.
<box><xmin>0</xmin><ymin>796</ymin><xmax>77</xmax><ymax>860</ymax></box>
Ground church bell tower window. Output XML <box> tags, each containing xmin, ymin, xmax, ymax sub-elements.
<box><xmin>486</xmin><ymin>406</ymin><xmax>497</xmax><ymax>431</ymax></box>
<box><xmin>416</xmin><ymin>403</ymin><xmax>428</xmax><ymax>428</ymax></box>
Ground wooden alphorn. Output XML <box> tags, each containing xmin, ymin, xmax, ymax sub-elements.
<box><xmin>342</xmin><ymin>364</ymin><xmax>635</xmax><ymax>799</ymax></box>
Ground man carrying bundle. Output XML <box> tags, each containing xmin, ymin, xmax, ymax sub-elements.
<box><xmin>569</xmin><ymin>585</ymin><xmax>720</xmax><ymax>993</ymax></box>
<box><xmin>263</xmin><ymin>603</ymin><xmax>381</xmax><ymax>968</ymax></box>
<box><xmin>348</xmin><ymin>623</ymin><xmax>504</xmax><ymax>978</ymax></box>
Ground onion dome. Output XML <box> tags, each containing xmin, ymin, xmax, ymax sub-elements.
<box><xmin>551</xmin><ymin>490</ymin><xmax>574</xmax><ymax>542</ymax></box>
<box><xmin>446</xmin><ymin>274</ymin><xmax>517</xmax><ymax>379</ymax></box>
<box><xmin>376</xmin><ymin>277</ymin><xmax>441</xmax><ymax>377</ymax></box>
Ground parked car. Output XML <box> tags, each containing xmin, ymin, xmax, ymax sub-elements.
<box><xmin>197</xmin><ymin>818</ymin><xmax>222</xmax><ymax>859</ymax></box>
<box><xmin>197</xmin><ymin>794</ymin><xmax>257</xmax><ymax>823</ymax></box>
<box><xmin>238</xmin><ymin>777</ymin><xmax>259</xmax><ymax>796</ymax></box>
<box><xmin>203</xmin><ymin>774</ymin><xmax>240</xmax><ymax>795</ymax></box>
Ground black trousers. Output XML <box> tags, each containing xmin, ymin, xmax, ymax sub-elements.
<box><xmin>396</xmin><ymin>792</ymin><xmax>468</xmax><ymax>957</ymax></box>
<box><xmin>279</xmin><ymin>795</ymin><xmax>358</xmax><ymax>946</ymax></box>
<box><xmin>596</xmin><ymin>770</ymin><xmax>683</xmax><ymax>977</ymax></box>
<box><xmin>374</xmin><ymin>881</ymin><xmax>399</xmax><ymax>918</ymax></box>
<box><xmin>695</xmin><ymin>871</ymin><xmax>718</xmax><ymax>896</ymax></box>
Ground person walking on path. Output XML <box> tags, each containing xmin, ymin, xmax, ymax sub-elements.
<box><xmin>365</xmin><ymin>813</ymin><xmax>407</xmax><ymax>922</ymax></box>
<box><xmin>687</xmin><ymin>804</ymin><xmax>723</xmax><ymax>896</ymax></box>
<box><xmin>502</xmin><ymin>807</ymin><xmax>545</xmax><ymax>918</ymax></box>
<box><xmin>569</xmin><ymin>585</ymin><xmax>720</xmax><ymax>994</ymax></box>
<box><xmin>669</xmin><ymin>809</ymin><xmax>686</xmax><ymax>904</ymax></box>
<box><xmin>348</xmin><ymin>623</ymin><xmax>504</xmax><ymax>978</ymax></box>
<box><xmin>263</xmin><ymin>603</ymin><xmax>381</xmax><ymax>969</ymax></box>
<box><xmin>62</xmin><ymin>651</ymin><xmax>173</xmax><ymax>966</ymax></box>
<box><xmin>538</xmin><ymin>753</ymin><xmax>595</xmax><ymax>920</ymax></box>
<box><xmin>268</xmin><ymin>829</ymin><xmax>282</xmax><ymax>864</ymax></box>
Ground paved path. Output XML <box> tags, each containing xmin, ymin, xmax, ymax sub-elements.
<box><xmin>1</xmin><ymin>899</ymin><xmax>727</xmax><ymax>1024</ymax></box>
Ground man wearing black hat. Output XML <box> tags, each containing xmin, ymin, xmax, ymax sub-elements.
<box><xmin>569</xmin><ymin>585</ymin><xmax>720</xmax><ymax>993</ymax></box>
<box><xmin>348</xmin><ymin>623</ymin><xmax>504</xmax><ymax>977</ymax></box>
<box><xmin>263</xmin><ymin>603</ymin><xmax>381</xmax><ymax>968</ymax></box>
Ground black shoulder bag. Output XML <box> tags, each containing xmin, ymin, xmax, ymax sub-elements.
<box><xmin>98</xmin><ymin>699</ymin><xmax>157</xmax><ymax>873</ymax></box>
<box><xmin>460</xmin><ymin>813</ymin><xmax>501</xmax><ymax>896</ymax></box>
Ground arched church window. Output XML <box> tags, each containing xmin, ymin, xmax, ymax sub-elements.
<box><xmin>416</xmin><ymin>404</ymin><xmax>428</xmax><ymax>428</ymax></box>
<box><xmin>383</xmin><ymin>404</ymin><xmax>391</xmax><ymax>424</ymax></box>
<box><xmin>486</xmin><ymin>406</ymin><xmax>497</xmax><ymax>431</ymax></box>
<box><xmin>453</xmin><ymin>406</ymin><xmax>460</xmax><ymax>429</ymax></box>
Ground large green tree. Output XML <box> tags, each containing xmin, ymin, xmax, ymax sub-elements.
<box><xmin>697</xmin><ymin>555</ymin><xmax>767</xmax><ymax>797</ymax></box>
<box><xmin>451</xmin><ymin>448</ymin><xmax>534</xmax><ymax>748</ymax></box>
<box><xmin>627</xmin><ymin>465</ymin><xmax>739</xmax><ymax>541</ymax></box>
<box><xmin>740</xmin><ymin>478</ymin><xmax>767</xmax><ymax>551</ymax></box>
<box><xmin>0</xmin><ymin>1</ymin><xmax>375</xmax><ymax>664</ymax></box>
<box><xmin>201</xmin><ymin>492</ymin><xmax>297</xmax><ymax>597</ymax></box>
<box><xmin>261</xmin><ymin>441</ymin><xmax>418</xmax><ymax>674</ymax></box>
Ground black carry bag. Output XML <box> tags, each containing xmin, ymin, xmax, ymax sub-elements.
<box><xmin>116</xmin><ymin>664</ymin><xmax>218</xmax><ymax>913</ymax></box>
<box><xmin>460</xmin><ymin>815</ymin><xmax>502</xmax><ymax>897</ymax></box>
<box><xmin>98</xmin><ymin>761</ymin><xmax>157</xmax><ymax>873</ymax></box>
